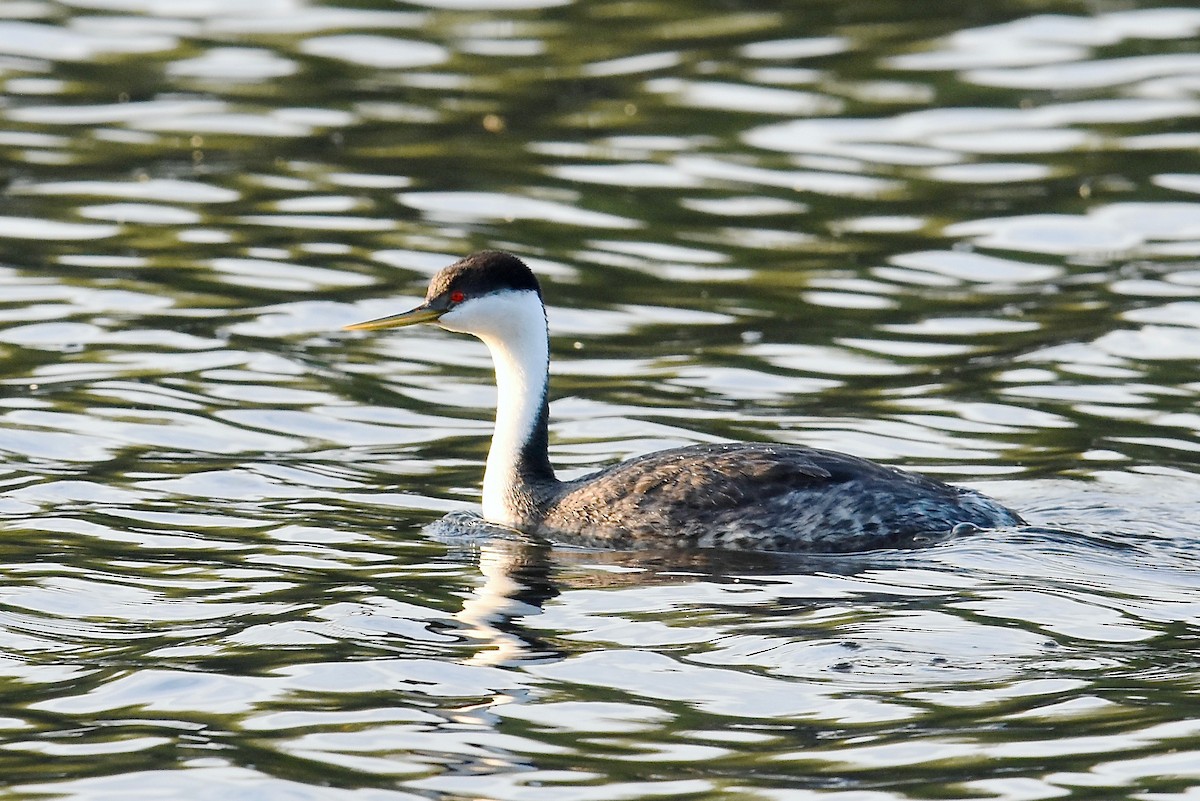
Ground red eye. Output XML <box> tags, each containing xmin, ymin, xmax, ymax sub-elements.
<box><xmin>450</xmin><ymin>291</ymin><xmax>465</xmax><ymax>303</ymax></box>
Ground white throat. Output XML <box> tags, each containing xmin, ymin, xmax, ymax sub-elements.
<box><xmin>437</xmin><ymin>290</ymin><xmax>550</xmax><ymax>526</ymax></box>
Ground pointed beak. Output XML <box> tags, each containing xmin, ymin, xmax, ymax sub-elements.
<box><xmin>343</xmin><ymin>303</ymin><xmax>443</xmax><ymax>332</ymax></box>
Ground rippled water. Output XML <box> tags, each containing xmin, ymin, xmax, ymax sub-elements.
<box><xmin>0</xmin><ymin>0</ymin><xmax>1198</xmax><ymax>798</ymax></box>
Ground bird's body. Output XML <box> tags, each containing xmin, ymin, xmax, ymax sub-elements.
<box><xmin>347</xmin><ymin>251</ymin><xmax>1022</xmax><ymax>553</ymax></box>
<box><xmin>531</xmin><ymin>443</ymin><xmax>1019</xmax><ymax>551</ymax></box>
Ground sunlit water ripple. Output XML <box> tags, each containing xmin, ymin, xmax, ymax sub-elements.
<box><xmin>0</xmin><ymin>1</ymin><xmax>1197</xmax><ymax>799</ymax></box>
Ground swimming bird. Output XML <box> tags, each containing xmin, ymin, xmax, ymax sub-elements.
<box><xmin>346</xmin><ymin>251</ymin><xmax>1023</xmax><ymax>552</ymax></box>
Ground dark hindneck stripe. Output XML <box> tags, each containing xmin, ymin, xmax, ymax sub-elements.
<box><xmin>517</xmin><ymin>386</ymin><xmax>556</xmax><ymax>485</ymax></box>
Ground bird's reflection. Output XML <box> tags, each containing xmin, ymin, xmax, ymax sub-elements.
<box><xmin>428</xmin><ymin>512</ymin><xmax>560</xmax><ymax>666</ymax></box>
<box><xmin>452</xmin><ymin>537</ymin><xmax>560</xmax><ymax>666</ymax></box>
<box><xmin>428</xmin><ymin>510</ymin><xmax>944</xmax><ymax>667</ymax></box>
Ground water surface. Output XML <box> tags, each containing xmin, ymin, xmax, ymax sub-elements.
<box><xmin>0</xmin><ymin>0</ymin><xmax>1198</xmax><ymax>798</ymax></box>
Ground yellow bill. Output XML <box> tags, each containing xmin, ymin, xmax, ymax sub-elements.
<box><xmin>344</xmin><ymin>304</ymin><xmax>443</xmax><ymax>331</ymax></box>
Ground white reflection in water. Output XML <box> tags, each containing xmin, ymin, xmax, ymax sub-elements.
<box><xmin>549</xmin><ymin>163</ymin><xmax>705</xmax><ymax>188</ymax></box>
<box><xmin>20</xmin><ymin>768</ymin><xmax>420</xmax><ymax>801</ymax></box>
<box><xmin>0</xmin><ymin>217</ymin><xmax>118</xmax><ymax>241</ymax></box>
<box><xmin>969</xmin><ymin>53</ymin><xmax>1200</xmax><ymax>91</ymax></box>
<box><xmin>399</xmin><ymin>191</ymin><xmax>642</xmax><ymax>229</ymax></box>
<box><xmin>746</xmin><ymin>100</ymin><xmax>1200</xmax><ymax>162</ymax></box>
<box><xmin>740</xmin><ymin>36</ymin><xmax>849</xmax><ymax>60</ymax></box>
<box><xmin>675</xmin><ymin>154</ymin><xmax>902</xmax><ymax>197</ymax></box>
<box><xmin>299</xmin><ymin>35</ymin><xmax>449</xmax><ymax>69</ymax></box>
<box><xmin>582</xmin><ymin>51</ymin><xmax>682</xmax><ymax>78</ymax></box>
<box><xmin>949</xmin><ymin>203</ymin><xmax>1200</xmax><ymax>257</ymax></box>
<box><xmin>208</xmin><ymin>257</ymin><xmax>375</xmax><ymax>290</ymax></box>
<box><xmin>135</xmin><ymin>112</ymin><xmax>314</xmax><ymax>137</ymax></box>
<box><xmin>13</xmin><ymin>178</ymin><xmax>240</xmax><ymax>203</ymax></box>
<box><xmin>8</xmin><ymin>98</ymin><xmax>226</xmax><ymax>125</ymax></box>
<box><xmin>79</xmin><ymin>203</ymin><xmax>201</xmax><ymax>225</ymax></box>
<box><xmin>411</xmin><ymin>0</ymin><xmax>570</xmax><ymax>9</ymax></box>
<box><xmin>0</xmin><ymin>20</ymin><xmax>176</xmax><ymax>61</ymax></box>
<box><xmin>889</xmin><ymin>8</ymin><xmax>1200</xmax><ymax>74</ymax></box>
<box><xmin>1094</xmin><ymin>326</ymin><xmax>1200</xmax><ymax>361</ymax></box>
<box><xmin>168</xmin><ymin>46</ymin><xmax>298</xmax><ymax>81</ymax></box>
<box><xmin>207</xmin><ymin>7</ymin><xmax>426</xmax><ymax>35</ymax></box>
<box><xmin>646</xmin><ymin>78</ymin><xmax>845</xmax><ymax>115</ymax></box>
<box><xmin>925</xmin><ymin>162</ymin><xmax>1056</xmax><ymax>184</ymax></box>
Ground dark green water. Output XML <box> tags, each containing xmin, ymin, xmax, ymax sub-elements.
<box><xmin>0</xmin><ymin>0</ymin><xmax>1198</xmax><ymax>798</ymax></box>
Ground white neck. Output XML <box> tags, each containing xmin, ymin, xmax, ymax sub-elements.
<box><xmin>437</xmin><ymin>290</ymin><xmax>551</xmax><ymax>526</ymax></box>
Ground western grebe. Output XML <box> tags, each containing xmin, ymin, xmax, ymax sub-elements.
<box><xmin>346</xmin><ymin>251</ymin><xmax>1023</xmax><ymax>552</ymax></box>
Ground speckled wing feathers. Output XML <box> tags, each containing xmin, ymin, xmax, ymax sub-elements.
<box><xmin>618</xmin><ymin>445</ymin><xmax>831</xmax><ymax>509</ymax></box>
<box><xmin>534</xmin><ymin>442</ymin><xmax>1021</xmax><ymax>551</ymax></box>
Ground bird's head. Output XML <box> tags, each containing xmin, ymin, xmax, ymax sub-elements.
<box><xmin>345</xmin><ymin>251</ymin><xmax>544</xmax><ymax>338</ymax></box>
